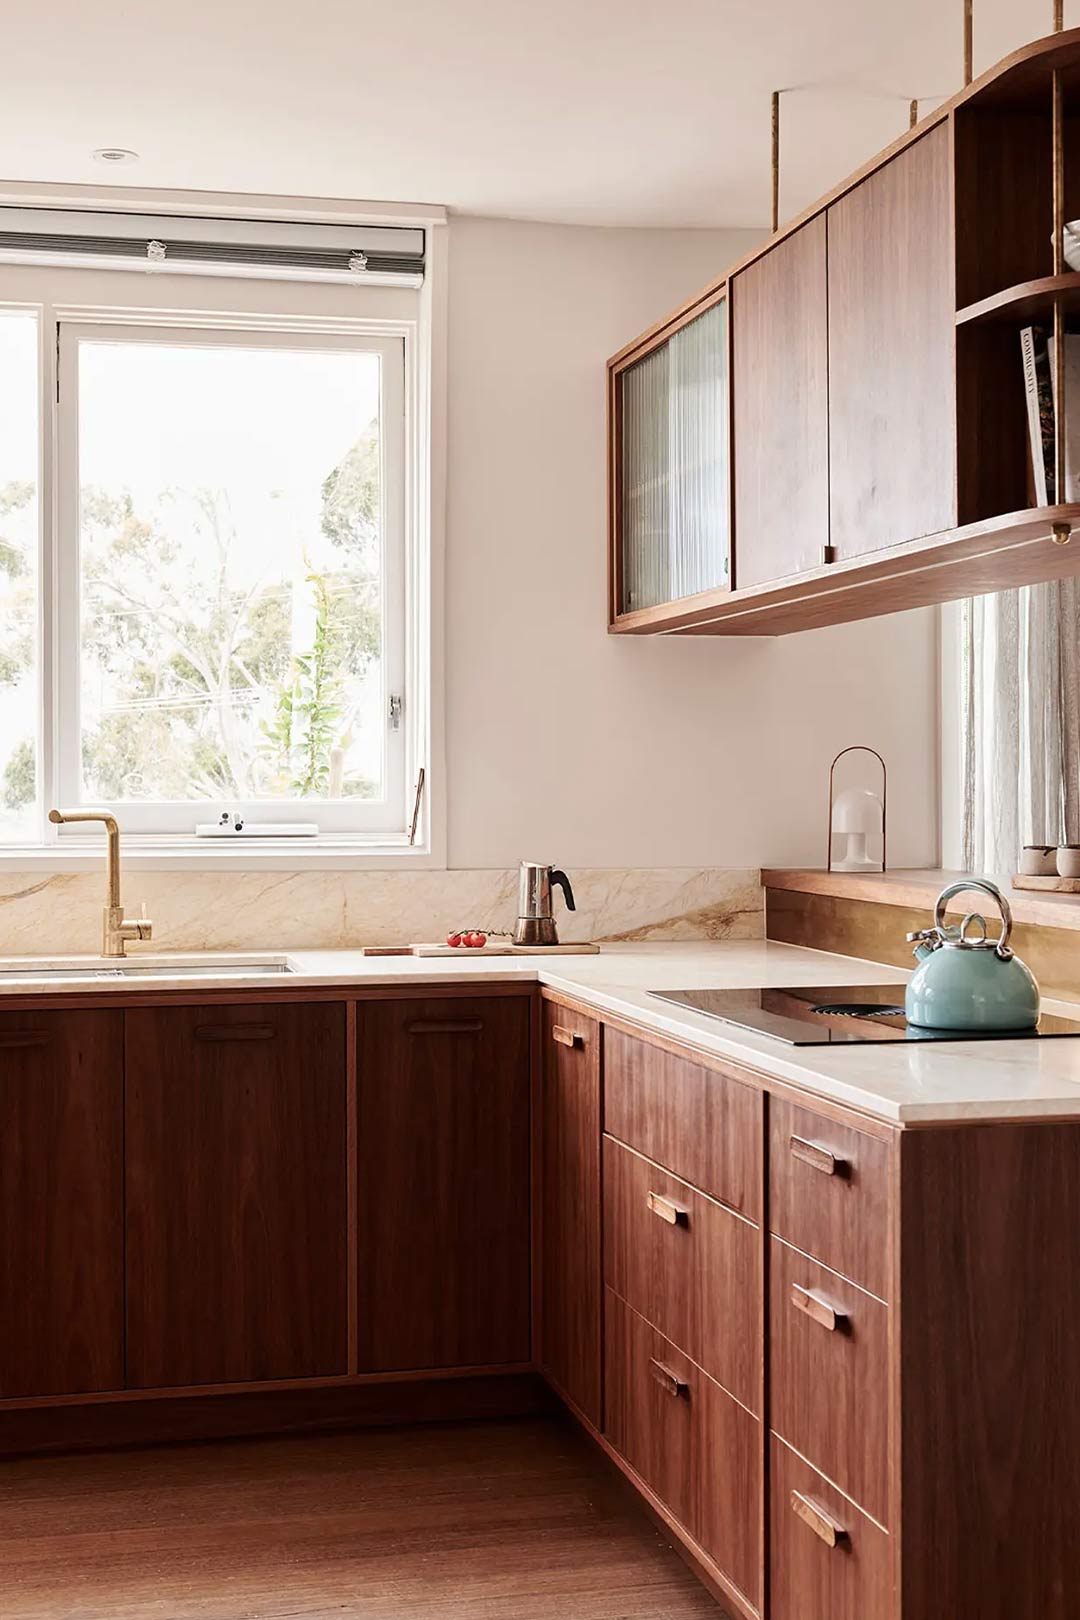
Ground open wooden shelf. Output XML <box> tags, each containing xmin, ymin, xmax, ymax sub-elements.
<box><xmin>609</xmin><ymin>505</ymin><xmax>1080</xmax><ymax>637</ymax></box>
<box><xmin>957</xmin><ymin>273</ymin><xmax>1080</xmax><ymax>328</ymax></box>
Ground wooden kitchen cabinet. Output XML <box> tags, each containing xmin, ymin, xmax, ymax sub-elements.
<box><xmin>826</xmin><ymin>124</ymin><xmax>955</xmax><ymax>562</ymax></box>
<box><xmin>538</xmin><ymin>998</ymin><xmax>602</xmax><ymax>1424</ymax></box>
<box><xmin>732</xmin><ymin>215</ymin><xmax>830</xmax><ymax>588</ymax></box>
<box><xmin>0</xmin><ymin>1009</ymin><xmax>123</xmax><ymax>1398</ymax></box>
<box><xmin>609</xmin><ymin>33</ymin><xmax>1080</xmax><ymax>636</ymax></box>
<box><xmin>125</xmin><ymin>1002</ymin><xmax>348</xmax><ymax>1389</ymax></box>
<box><xmin>356</xmin><ymin>994</ymin><xmax>531</xmax><ymax>1372</ymax></box>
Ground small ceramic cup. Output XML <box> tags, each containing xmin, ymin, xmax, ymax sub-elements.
<box><xmin>1057</xmin><ymin>845</ymin><xmax>1080</xmax><ymax>878</ymax></box>
<box><xmin>1021</xmin><ymin>844</ymin><xmax>1059</xmax><ymax>875</ymax></box>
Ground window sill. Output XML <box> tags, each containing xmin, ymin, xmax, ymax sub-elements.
<box><xmin>0</xmin><ymin>837</ymin><xmax>441</xmax><ymax>873</ymax></box>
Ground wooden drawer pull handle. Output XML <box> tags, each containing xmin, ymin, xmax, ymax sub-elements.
<box><xmin>791</xmin><ymin>1489</ymin><xmax>848</xmax><ymax>1548</ymax></box>
<box><xmin>647</xmin><ymin>1190</ymin><xmax>689</xmax><ymax>1227</ymax></box>
<box><xmin>648</xmin><ymin>1358</ymin><xmax>689</xmax><ymax>1399</ymax></box>
<box><xmin>194</xmin><ymin>1023</ymin><xmax>276</xmax><ymax>1042</ymax></box>
<box><xmin>790</xmin><ymin>1134</ymin><xmax>846</xmax><ymax>1177</ymax></box>
<box><xmin>0</xmin><ymin>1030</ymin><xmax>50</xmax><ymax>1048</ymax></box>
<box><xmin>551</xmin><ymin>1024</ymin><xmax>583</xmax><ymax>1049</ymax></box>
<box><xmin>405</xmin><ymin>1019</ymin><xmax>483</xmax><ymax>1035</ymax></box>
<box><xmin>791</xmin><ymin>1283</ymin><xmax>846</xmax><ymax>1333</ymax></box>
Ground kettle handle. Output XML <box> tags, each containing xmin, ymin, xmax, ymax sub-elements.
<box><xmin>550</xmin><ymin>869</ymin><xmax>576</xmax><ymax>913</ymax></box>
<box><xmin>933</xmin><ymin>879</ymin><xmax>1013</xmax><ymax>957</ymax></box>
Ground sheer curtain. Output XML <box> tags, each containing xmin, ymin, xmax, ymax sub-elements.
<box><xmin>961</xmin><ymin>580</ymin><xmax>1080</xmax><ymax>870</ymax></box>
<box><xmin>620</xmin><ymin>299</ymin><xmax>729</xmax><ymax>613</ymax></box>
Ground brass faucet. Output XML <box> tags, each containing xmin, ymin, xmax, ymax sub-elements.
<box><xmin>48</xmin><ymin>809</ymin><xmax>153</xmax><ymax>958</ymax></box>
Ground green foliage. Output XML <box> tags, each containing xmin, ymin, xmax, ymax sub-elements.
<box><xmin>320</xmin><ymin>425</ymin><xmax>380</xmax><ymax>564</ymax></box>
<box><xmin>0</xmin><ymin>418</ymin><xmax>386</xmax><ymax>815</ymax></box>
<box><xmin>1</xmin><ymin>737</ymin><xmax>34</xmax><ymax>812</ymax></box>
<box><xmin>78</xmin><ymin>421</ymin><xmax>383</xmax><ymax>803</ymax></box>
<box><xmin>0</xmin><ymin>480</ymin><xmax>35</xmax><ymax>693</ymax></box>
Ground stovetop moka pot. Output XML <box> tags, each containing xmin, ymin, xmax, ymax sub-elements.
<box><xmin>513</xmin><ymin>862</ymin><xmax>576</xmax><ymax>947</ymax></box>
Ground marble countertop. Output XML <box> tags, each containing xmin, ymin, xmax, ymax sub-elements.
<box><xmin>3</xmin><ymin>939</ymin><xmax>1080</xmax><ymax>1126</ymax></box>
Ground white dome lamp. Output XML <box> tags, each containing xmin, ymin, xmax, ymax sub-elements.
<box><xmin>827</xmin><ymin>747</ymin><xmax>887</xmax><ymax>873</ymax></box>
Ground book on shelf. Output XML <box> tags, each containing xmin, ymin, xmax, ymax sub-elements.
<box><xmin>1021</xmin><ymin>323</ymin><xmax>1080</xmax><ymax>504</ymax></box>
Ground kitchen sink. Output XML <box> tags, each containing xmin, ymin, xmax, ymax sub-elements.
<box><xmin>0</xmin><ymin>953</ymin><xmax>295</xmax><ymax>983</ymax></box>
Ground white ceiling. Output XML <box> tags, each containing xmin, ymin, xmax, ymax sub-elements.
<box><xmin>0</xmin><ymin>0</ymin><xmax>1063</xmax><ymax>228</ymax></box>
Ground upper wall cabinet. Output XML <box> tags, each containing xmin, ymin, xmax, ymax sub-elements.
<box><xmin>733</xmin><ymin>216</ymin><xmax>829</xmax><ymax>589</ymax></box>
<box><xmin>609</xmin><ymin>290</ymin><xmax>730</xmax><ymax>622</ymax></box>
<box><xmin>827</xmin><ymin>126</ymin><xmax>956</xmax><ymax>561</ymax></box>
<box><xmin>608</xmin><ymin>28</ymin><xmax>1080</xmax><ymax>636</ymax></box>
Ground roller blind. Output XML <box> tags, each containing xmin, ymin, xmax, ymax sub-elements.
<box><xmin>0</xmin><ymin>206</ymin><xmax>425</xmax><ymax>287</ymax></box>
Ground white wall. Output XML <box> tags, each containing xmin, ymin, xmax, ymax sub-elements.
<box><xmin>445</xmin><ymin>216</ymin><xmax>940</xmax><ymax>871</ymax></box>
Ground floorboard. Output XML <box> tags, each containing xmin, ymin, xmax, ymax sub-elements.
<box><xmin>0</xmin><ymin>1416</ymin><xmax>725</xmax><ymax>1619</ymax></box>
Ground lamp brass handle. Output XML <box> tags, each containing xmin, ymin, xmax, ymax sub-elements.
<box><xmin>791</xmin><ymin>1283</ymin><xmax>846</xmax><ymax>1333</ymax></box>
<box><xmin>791</xmin><ymin>1490</ymin><xmax>848</xmax><ymax>1548</ymax></box>
<box><xmin>551</xmin><ymin>1024</ymin><xmax>583</xmax><ymax>1049</ymax></box>
<box><xmin>790</xmin><ymin>1135</ymin><xmax>845</xmax><ymax>1177</ymax></box>
<box><xmin>647</xmin><ymin>1190</ymin><xmax>689</xmax><ymax>1227</ymax></box>
<box><xmin>649</xmin><ymin>1358</ymin><xmax>689</xmax><ymax>1399</ymax></box>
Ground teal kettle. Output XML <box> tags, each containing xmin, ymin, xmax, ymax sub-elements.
<box><xmin>905</xmin><ymin>879</ymin><xmax>1040</xmax><ymax>1031</ymax></box>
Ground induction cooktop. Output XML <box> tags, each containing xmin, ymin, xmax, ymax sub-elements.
<box><xmin>650</xmin><ymin>984</ymin><xmax>1080</xmax><ymax>1044</ymax></box>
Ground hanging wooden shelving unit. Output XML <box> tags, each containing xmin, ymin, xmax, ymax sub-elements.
<box><xmin>608</xmin><ymin>25</ymin><xmax>1080</xmax><ymax>636</ymax></box>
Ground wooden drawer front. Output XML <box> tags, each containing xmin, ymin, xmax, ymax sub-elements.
<box><xmin>604</xmin><ymin>1026</ymin><xmax>760</xmax><ymax>1217</ymax></box>
<box><xmin>603</xmin><ymin>1135</ymin><xmax>759</xmax><ymax>1413</ymax></box>
<box><xmin>769</xmin><ymin>1434</ymin><xmax>892</xmax><ymax>1620</ymax></box>
<box><xmin>769</xmin><ymin>1096</ymin><xmax>891</xmax><ymax>1299</ymax></box>
<box><xmin>769</xmin><ymin>1238</ymin><xmax>890</xmax><ymax>1526</ymax></box>
<box><xmin>604</xmin><ymin>1289</ymin><xmax>760</xmax><ymax>1609</ymax></box>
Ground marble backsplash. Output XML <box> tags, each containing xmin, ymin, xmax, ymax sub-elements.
<box><xmin>0</xmin><ymin>867</ymin><xmax>762</xmax><ymax>955</ymax></box>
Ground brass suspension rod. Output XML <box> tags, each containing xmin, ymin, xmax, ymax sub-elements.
<box><xmin>1052</xmin><ymin>62</ymin><xmax>1072</xmax><ymax>541</ymax></box>
<box><xmin>963</xmin><ymin>0</ymin><xmax>973</xmax><ymax>84</ymax></box>
<box><xmin>771</xmin><ymin>90</ymin><xmax>780</xmax><ymax>232</ymax></box>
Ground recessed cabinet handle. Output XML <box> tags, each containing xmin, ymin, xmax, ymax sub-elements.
<box><xmin>405</xmin><ymin>1019</ymin><xmax>484</xmax><ymax>1035</ymax></box>
<box><xmin>194</xmin><ymin>1023</ymin><xmax>276</xmax><ymax>1042</ymax></box>
<box><xmin>646</xmin><ymin>1190</ymin><xmax>689</xmax><ymax>1227</ymax></box>
<box><xmin>790</xmin><ymin>1134</ymin><xmax>846</xmax><ymax>1177</ymax></box>
<box><xmin>0</xmin><ymin>1030</ymin><xmax>50</xmax><ymax>1048</ymax></box>
<box><xmin>791</xmin><ymin>1283</ymin><xmax>846</xmax><ymax>1333</ymax></box>
<box><xmin>791</xmin><ymin>1489</ymin><xmax>848</xmax><ymax>1548</ymax></box>
<box><xmin>551</xmin><ymin>1024</ymin><xmax>583</xmax><ymax>1049</ymax></box>
<box><xmin>649</xmin><ymin>1358</ymin><xmax>689</xmax><ymax>1399</ymax></box>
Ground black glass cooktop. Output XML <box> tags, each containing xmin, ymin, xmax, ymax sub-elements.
<box><xmin>650</xmin><ymin>984</ymin><xmax>1080</xmax><ymax>1044</ymax></box>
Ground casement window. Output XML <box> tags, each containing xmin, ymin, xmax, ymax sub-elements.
<box><xmin>0</xmin><ymin>205</ymin><xmax>438</xmax><ymax>859</ymax></box>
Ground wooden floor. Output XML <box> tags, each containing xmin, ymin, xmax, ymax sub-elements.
<box><xmin>0</xmin><ymin>1417</ymin><xmax>725</xmax><ymax>1619</ymax></box>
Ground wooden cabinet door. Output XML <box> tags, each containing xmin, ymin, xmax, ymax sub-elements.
<box><xmin>828</xmin><ymin>124</ymin><xmax>956</xmax><ymax>560</ymax></box>
<box><xmin>733</xmin><ymin>216</ymin><xmax>830</xmax><ymax>587</ymax></box>
<box><xmin>356</xmin><ymin>994</ymin><xmax>531</xmax><ymax>1372</ymax></box>
<box><xmin>0</xmin><ymin>1010</ymin><xmax>123</xmax><ymax>1398</ymax></box>
<box><xmin>539</xmin><ymin>1001</ymin><xmax>602</xmax><ymax>1424</ymax></box>
<box><xmin>125</xmin><ymin>1002</ymin><xmax>348</xmax><ymax>1389</ymax></box>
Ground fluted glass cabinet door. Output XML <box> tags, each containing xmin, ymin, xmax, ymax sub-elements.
<box><xmin>617</xmin><ymin>296</ymin><xmax>729</xmax><ymax>615</ymax></box>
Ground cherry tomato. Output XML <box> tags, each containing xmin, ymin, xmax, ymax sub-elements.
<box><xmin>446</xmin><ymin>931</ymin><xmax>463</xmax><ymax>947</ymax></box>
<box><xmin>464</xmin><ymin>930</ymin><xmax>487</xmax><ymax>948</ymax></box>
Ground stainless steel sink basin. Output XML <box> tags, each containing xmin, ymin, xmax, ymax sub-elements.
<box><xmin>0</xmin><ymin>953</ymin><xmax>295</xmax><ymax>983</ymax></box>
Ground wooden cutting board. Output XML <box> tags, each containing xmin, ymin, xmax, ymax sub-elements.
<box><xmin>409</xmin><ymin>941</ymin><xmax>601</xmax><ymax>957</ymax></box>
<box><xmin>1012</xmin><ymin>873</ymin><xmax>1080</xmax><ymax>893</ymax></box>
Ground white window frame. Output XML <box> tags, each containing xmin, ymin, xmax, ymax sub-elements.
<box><xmin>0</xmin><ymin>211</ymin><xmax>445</xmax><ymax>869</ymax></box>
<box><xmin>55</xmin><ymin>318</ymin><xmax>408</xmax><ymax>839</ymax></box>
